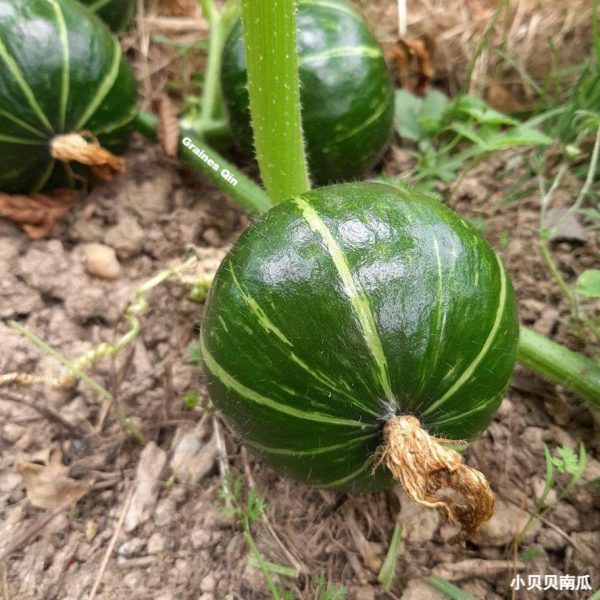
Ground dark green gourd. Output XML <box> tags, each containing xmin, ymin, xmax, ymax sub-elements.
<box><xmin>0</xmin><ymin>0</ymin><xmax>137</xmax><ymax>194</ymax></box>
<box><xmin>78</xmin><ymin>0</ymin><xmax>135</xmax><ymax>33</ymax></box>
<box><xmin>221</xmin><ymin>0</ymin><xmax>395</xmax><ymax>185</ymax></box>
<box><xmin>202</xmin><ymin>183</ymin><xmax>519</xmax><ymax>494</ymax></box>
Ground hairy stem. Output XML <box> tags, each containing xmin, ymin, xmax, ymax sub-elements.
<box><xmin>518</xmin><ymin>326</ymin><xmax>600</xmax><ymax>411</ymax></box>
<box><xmin>240</xmin><ymin>0</ymin><xmax>310</xmax><ymax>200</ymax></box>
<box><xmin>134</xmin><ymin>111</ymin><xmax>272</xmax><ymax>215</ymax></box>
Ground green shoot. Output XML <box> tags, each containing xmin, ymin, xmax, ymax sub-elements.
<box><xmin>515</xmin><ymin>443</ymin><xmax>587</xmax><ymax>548</ymax></box>
<box><xmin>184</xmin><ymin>392</ymin><xmax>200</xmax><ymax>409</ymax></box>
<box><xmin>520</xmin><ymin>547</ymin><xmax>544</xmax><ymax>563</ymax></box>
<box><xmin>240</xmin><ymin>0</ymin><xmax>310</xmax><ymax>200</ymax></box>
<box><xmin>187</xmin><ymin>340</ymin><xmax>202</xmax><ymax>366</ymax></box>
<box><xmin>427</xmin><ymin>576</ymin><xmax>477</xmax><ymax>600</ymax></box>
<box><xmin>314</xmin><ymin>574</ymin><xmax>348</xmax><ymax>600</ymax></box>
<box><xmin>377</xmin><ymin>522</ymin><xmax>403</xmax><ymax>591</ymax></box>
<box><xmin>219</xmin><ymin>475</ymin><xmax>297</xmax><ymax>600</ymax></box>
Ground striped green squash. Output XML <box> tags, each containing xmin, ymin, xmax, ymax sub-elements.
<box><xmin>221</xmin><ymin>0</ymin><xmax>395</xmax><ymax>185</ymax></box>
<box><xmin>201</xmin><ymin>183</ymin><xmax>519</xmax><ymax>492</ymax></box>
<box><xmin>0</xmin><ymin>0</ymin><xmax>137</xmax><ymax>194</ymax></box>
<box><xmin>78</xmin><ymin>0</ymin><xmax>135</xmax><ymax>33</ymax></box>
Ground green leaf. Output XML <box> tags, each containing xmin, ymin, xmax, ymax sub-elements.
<box><xmin>395</xmin><ymin>89</ymin><xmax>425</xmax><ymax>141</ymax></box>
<box><xmin>576</xmin><ymin>269</ymin><xmax>600</xmax><ymax>298</ymax></box>
<box><xmin>481</xmin><ymin>127</ymin><xmax>552</xmax><ymax>149</ymax></box>
<box><xmin>184</xmin><ymin>392</ymin><xmax>200</xmax><ymax>408</ymax></box>
<box><xmin>378</xmin><ymin>523</ymin><xmax>403</xmax><ymax>591</ymax></box>
<box><xmin>551</xmin><ymin>446</ymin><xmax>579</xmax><ymax>474</ymax></box>
<box><xmin>418</xmin><ymin>90</ymin><xmax>449</xmax><ymax>134</ymax></box>
<box><xmin>248</xmin><ymin>556</ymin><xmax>299</xmax><ymax>578</ymax></box>
<box><xmin>446</xmin><ymin>95</ymin><xmax>517</xmax><ymax>126</ymax></box>
<box><xmin>520</xmin><ymin>546</ymin><xmax>544</xmax><ymax>562</ymax></box>
<box><xmin>427</xmin><ymin>576</ymin><xmax>477</xmax><ymax>600</ymax></box>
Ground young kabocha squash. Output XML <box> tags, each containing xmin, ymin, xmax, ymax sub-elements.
<box><xmin>0</xmin><ymin>0</ymin><xmax>137</xmax><ymax>194</ymax></box>
<box><xmin>202</xmin><ymin>182</ymin><xmax>519</xmax><ymax>541</ymax></box>
<box><xmin>78</xmin><ymin>0</ymin><xmax>135</xmax><ymax>33</ymax></box>
<box><xmin>221</xmin><ymin>0</ymin><xmax>395</xmax><ymax>185</ymax></box>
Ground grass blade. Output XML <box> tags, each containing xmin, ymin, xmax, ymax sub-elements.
<box><xmin>377</xmin><ymin>522</ymin><xmax>403</xmax><ymax>591</ymax></box>
<box><xmin>427</xmin><ymin>576</ymin><xmax>477</xmax><ymax>600</ymax></box>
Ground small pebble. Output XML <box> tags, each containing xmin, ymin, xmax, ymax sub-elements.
<box><xmin>147</xmin><ymin>532</ymin><xmax>167</xmax><ymax>554</ymax></box>
<box><xmin>200</xmin><ymin>573</ymin><xmax>216</xmax><ymax>593</ymax></box>
<box><xmin>83</xmin><ymin>243</ymin><xmax>121</xmax><ymax>280</ymax></box>
<box><xmin>202</xmin><ymin>227</ymin><xmax>222</xmax><ymax>246</ymax></box>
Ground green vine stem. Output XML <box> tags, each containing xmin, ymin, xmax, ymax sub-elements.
<box><xmin>518</xmin><ymin>327</ymin><xmax>600</xmax><ymax>411</ymax></box>
<box><xmin>134</xmin><ymin>111</ymin><xmax>272</xmax><ymax>215</ymax></box>
<box><xmin>182</xmin><ymin>0</ymin><xmax>239</xmax><ymax>140</ymax></box>
<box><xmin>240</xmin><ymin>0</ymin><xmax>310</xmax><ymax>201</ymax></box>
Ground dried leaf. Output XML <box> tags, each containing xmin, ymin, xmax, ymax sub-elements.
<box><xmin>158</xmin><ymin>0</ymin><xmax>194</xmax><ymax>17</ymax></box>
<box><xmin>486</xmin><ymin>82</ymin><xmax>525</xmax><ymax>113</ymax></box>
<box><xmin>155</xmin><ymin>95</ymin><xmax>180</xmax><ymax>158</ymax></box>
<box><xmin>17</xmin><ymin>448</ymin><xmax>87</xmax><ymax>510</ymax></box>
<box><xmin>124</xmin><ymin>442</ymin><xmax>167</xmax><ymax>533</ymax></box>
<box><xmin>389</xmin><ymin>35</ymin><xmax>435</xmax><ymax>95</ymax></box>
<box><xmin>0</xmin><ymin>189</ymin><xmax>80</xmax><ymax>239</ymax></box>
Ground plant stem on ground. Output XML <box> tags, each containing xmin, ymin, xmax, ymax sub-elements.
<box><xmin>134</xmin><ymin>111</ymin><xmax>272</xmax><ymax>215</ymax></box>
<box><xmin>240</xmin><ymin>0</ymin><xmax>310</xmax><ymax>200</ymax></box>
<box><xmin>518</xmin><ymin>328</ymin><xmax>600</xmax><ymax>410</ymax></box>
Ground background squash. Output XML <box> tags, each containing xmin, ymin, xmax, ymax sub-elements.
<box><xmin>78</xmin><ymin>0</ymin><xmax>136</xmax><ymax>33</ymax></box>
<box><xmin>201</xmin><ymin>182</ymin><xmax>519</xmax><ymax>493</ymax></box>
<box><xmin>0</xmin><ymin>0</ymin><xmax>137</xmax><ymax>194</ymax></box>
<box><xmin>221</xmin><ymin>0</ymin><xmax>395</xmax><ymax>185</ymax></box>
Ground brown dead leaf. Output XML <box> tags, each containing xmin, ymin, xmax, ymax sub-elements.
<box><xmin>486</xmin><ymin>82</ymin><xmax>525</xmax><ymax>113</ymax></box>
<box><xmin>17</xmin><ymin>448</ymin><xmax>88</xmax><ymax>510</ymax></box>
<box><xmin>158</xmin><ymin>0</ymin><xmax>194</xmax><ymax>17</ymax></box>
<box><xmin>389</xmin><ymin>35</ymin><xmax>435</xmax><ymax>95</ymax></box>
<box><xmin>155</xmin><ymin>95</ymin><xmax>180</xmax><ymax>158</ymax></box>
<box><xmin>0</xmin><ymin>189</ymin><xmax>80</xmax><ymax>239</ymax></box>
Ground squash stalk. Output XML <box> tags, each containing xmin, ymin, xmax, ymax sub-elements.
<box><xmin>378</xmin><ymin>416</ymin><xmax>494</xmax><ymax>544</ymax></box>
<box><xmin>133</xmin><ymin>111</ymin><xmax>272</xmax><ymax>216</ymax></box>
<box><xmin>518</xmin><ymin>327</ymin><xmax>600</xmax><ymax>411</ymax></box>
<box><xmin>240</xmin><ymin>0</ymin><xmax>311</xmax><ymax>200</ymax></box>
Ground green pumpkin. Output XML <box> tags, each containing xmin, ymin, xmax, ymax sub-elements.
<box><xmin>201</xmin><ymin>183</ymin><xmax>519</xmax><ymax>492</ymax></box>
<box><xmin>78</xmin><ymin>0</ymin><xmax>135</xmax><ymax>33</ymax></box>
<box><xmin>221</xmin><ymin>0</ymin><xmax>395</xmax><ymax>185</ymax></box>
<box><xmin>0</xmin><ymin>0</ymin><xmax>137</xmax><ymax>194</ymax></box>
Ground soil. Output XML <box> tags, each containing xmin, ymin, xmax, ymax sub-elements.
<box><xmin>1</xmin><ymin>4</ymin><xmax>600</xmax><ymax>600</ymax></box>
